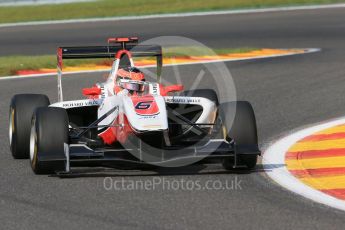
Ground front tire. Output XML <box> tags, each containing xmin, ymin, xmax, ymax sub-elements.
<box><xmin>219</xmin><ymin>101</ymin><xmax>258</xmax><ymax>169</ymax></box>
<box><xmin>30</xmin><ymin>107</ymin><xmax>69</xmax><ymax>174</ymax></box>
<box><xmin>9</xmin><ymin>94</ymin><xmax>50</xmax><ymax>159</ymax></box>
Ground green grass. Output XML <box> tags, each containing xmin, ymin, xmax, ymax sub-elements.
<box><xmin>0</xmin><ymin>0</ymin><xmax>344</xmax><ymax>24</ymax></box>
<box><xmin>0</xmin><ymin>47</ymin><xmax>257</xmax><ymax>76</ymax></box>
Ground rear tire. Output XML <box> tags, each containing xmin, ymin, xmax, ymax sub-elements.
<box><xmin>9</xmin><ymin>94</ymin><xmax>50</xmax><ymax>159</ymax></box>
<box><xmin>30</xmin><ymin>107</ymin><xmax>69</xmax><ymax>174</ymax></box>
<box><xmin>219</xmin><ymin>101</ymin><xmax>258</xmax><ymax>169</ymax></box>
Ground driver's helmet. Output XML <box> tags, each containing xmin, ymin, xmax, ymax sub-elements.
<box><xmin>116</xmin><ymin>67</ymin><xmax>146</xmax><ymax>93</ymax></box>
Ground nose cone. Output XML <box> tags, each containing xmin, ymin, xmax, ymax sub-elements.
<box><xmin>123</xmin><ymin>95</ymin><xmax>168</xmax><ymax>132</ymax></box>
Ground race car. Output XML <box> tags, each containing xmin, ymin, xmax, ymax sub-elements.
<box><xmin>9</xmin><ymin>37</ymin><xmax>260</xmax><ymax>175</ymax></box>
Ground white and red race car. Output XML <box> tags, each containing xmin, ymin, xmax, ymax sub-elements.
<box><xmin>9</xmin><ymin>37</ymin><xmax>260</xmax><ymax>175</ymax></box>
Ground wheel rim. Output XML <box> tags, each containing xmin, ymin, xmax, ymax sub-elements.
<box><xmin>9</xmin><ymin>107</ymin><xmax>15</xmax><ymax>146</ymax></box>
<box><xmin>29</xmin><ymin>117</ymin><xmax>38</xmax><ymax>166</ymax></box>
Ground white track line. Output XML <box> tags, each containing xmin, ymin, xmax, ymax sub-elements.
<box><xmin>0</xmin><ymin>4</ymin><xmax>345</xmax><ymax>28</ymax></box>
<box><xmin>0</xmin><ymin>48</ymin><xmax>320</xmax><ymax>81</ymax></box>
<box><xmin>263</xmin><ymin>117</ymin><xmax>345</xmax><ymax>212</ymax></box>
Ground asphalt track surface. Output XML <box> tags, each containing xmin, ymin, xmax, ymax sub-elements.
<box><xmin>0</xmin><ymin>8</ymin><xmax>345</xmax><ymax>230</ymax></box>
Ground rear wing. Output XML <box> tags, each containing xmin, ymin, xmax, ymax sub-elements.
<box><xmin>56</xmin><ymin>38</ymin><xmax>162</xmax><ymax>102</ymax></box>
<box><xmin>58</xmin><ymin>44</ymin><xmax>162</xmax><ymax>60</ymax></box>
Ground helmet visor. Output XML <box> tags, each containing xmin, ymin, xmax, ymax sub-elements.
<box><xmin>119</xmin><ymin>80</ymin><xmax>146</xmax><ymax>92</ymax></box>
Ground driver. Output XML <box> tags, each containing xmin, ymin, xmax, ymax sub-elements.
<box><xmin>114</xmin><ymin>67</ymin><xmax>146</xmax><ymax>95</ymax></box>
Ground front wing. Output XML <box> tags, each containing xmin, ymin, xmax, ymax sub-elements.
<box><xmin>45</xmin><ymin>139</ymin><xmax>261</xmax><ymax>175</ymax></box>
